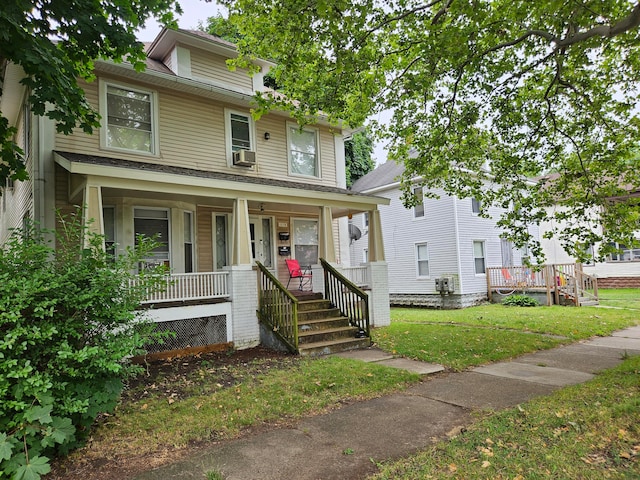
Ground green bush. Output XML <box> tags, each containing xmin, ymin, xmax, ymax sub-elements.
<box><xmin>0</xmin><ymin>213</ymin><xmax>166</xmax><ymax>479</ymax></box>
<box><xmin>502</xmin><ymin>294</ymin><xmax>539</xmax><ymax>307</ymax></box>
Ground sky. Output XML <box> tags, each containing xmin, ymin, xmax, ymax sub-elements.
<box><xmin>136</xmin><ymin>0</ymin><xmax>389</xmax><ymax>165</ymax></box>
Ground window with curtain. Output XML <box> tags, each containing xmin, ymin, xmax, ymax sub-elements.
<box><xmin>415</xmin><ymin>242</ymin><xmax>430</xmax><ymax>277</ymax></box>
<box><xmin>473</xmin><ymin>240</ymin><xmax>486</xmax><ymax>274</ymax></box>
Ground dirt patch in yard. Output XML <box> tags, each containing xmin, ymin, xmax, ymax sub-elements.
<box><xmin>48</xmin><ymin>346</ymin><xmax>301</xmax><ymax>480</ymax></box>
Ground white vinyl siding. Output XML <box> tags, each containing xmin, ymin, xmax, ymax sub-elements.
<box><xmin>415</xmin><ymin>242</ymin><xmax>430</xmax><ymax>278</ymax></box>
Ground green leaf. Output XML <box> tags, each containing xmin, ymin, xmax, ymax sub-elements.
<box><xmin>0</xmin><ymin>432</ymin><xmax>14</xmax><ymax>461</ymax></box>
<box><xmin>24</xmin><ymin>405</ymin><xmax>52</xmax><ymax>425</ymax></box>
<box><xmin>49</xmin><ymin>417</ymin><xmax>75</xmax><ymax>444</ymax></box>
<box><xmin>13</xmin><ymin>456</ymin><xmax>51</xmax><ymax>480</ymax></box>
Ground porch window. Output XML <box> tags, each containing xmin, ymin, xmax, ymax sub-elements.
<box><xmin>103</xmin><ymin>83</ymin><xmax>156</xmax><ymax>154</ymax></box>
<box><xmin>288</xmin><ymin>124</ymin><xmax>319</xmax><ymax>177</ymax></box>
<box><xmin>293</xmin><ymin>218</ymin><xmax>318</xmax><ymax>267</ymax></box>
<box><xmin>225</xmin><ymin>109</ymin><xmax>254</xmax><ymax>154</ymax></box>
<box><xmin>474</xmin><ymin>240</ymin><xmax>486</xmax><ymax>274</ymax></box>
<box><xmin>363</xmin><ymin>248</ymin><xmax>368</xmax><ymax>264</ymax></box>
<box><xmin>134</xmin><ymin>208</ymin><xmax>170</xmax><ymax>268</ymax></box>
<box><xmin>413</xmin><ymin>186</ymin><xmax>424</xmax><ymax>218</ymax></box>
<box><xmin>415</xmin><ymin>242</ymin><xmax>430</xmax><ymax>277</ymax></box>
<box><xmin>184</xmin><ymin>211</ymin><xmax>194</xmax><ymax>273</ymax></box>
<box><xmin>103</xmin><ymin>206</ymin><xmax>116</xmax><ymax>260</ymax></box>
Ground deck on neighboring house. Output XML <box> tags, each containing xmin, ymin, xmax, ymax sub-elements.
<box><xmin>487</xmin><ymin>263</ymin><xmax>599</xmax><ymax>306</ymax></box>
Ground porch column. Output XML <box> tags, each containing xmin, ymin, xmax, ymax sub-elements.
<box><xmin>83</xmin><ymin>185</ymin><xmax>104</xmax><ymax>248</ymax></box>
<box><xmin>366</xmin><ymin>208</ymin><xmax>390</xmax><ymax>327</ymax></box>
<box><xmin>318</xmin><ymin>206</ymin><xmax>336</xmax><ymax>263</ymax></box>
<box><xmin>367</xmin><ymin>208</ymin><xmax>385</xmax><ymax>261</ymax></box>
<box><xmin>231</xmin><ymin>198</ymin><xmax>252</xmax><ymax>266</ymax></box>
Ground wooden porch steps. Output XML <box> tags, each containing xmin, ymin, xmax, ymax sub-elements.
<box><xmin>297</xmin><ymin>297</ymin><xmax>371</xmax><ymax>356</ymax></box>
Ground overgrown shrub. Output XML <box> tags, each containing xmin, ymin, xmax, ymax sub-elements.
<box><xmin>502</xmin><ymin>294</ymin><xmax>539</xmax><ymax>307</ymax></box>
<box><xmin>0</xmin><ymin>213</ymin><xmax>165</xmax><ymax>479</ymax></box>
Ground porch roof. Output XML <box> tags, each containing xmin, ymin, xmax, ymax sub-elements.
<box><xmin>54</xmin><ymin>151</ymin><xmax>389</xmax><ymax>216</ymax></box>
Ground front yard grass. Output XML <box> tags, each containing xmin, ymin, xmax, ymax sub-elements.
<box><xmin>370</xmin><ymin>355</ymin><xmax>640</xmax><ymax>479</ymax></box>
<box><xmin>59</xmin><ymin>294</ymin><xmax>640</xmax><ymax>476</ymax></box>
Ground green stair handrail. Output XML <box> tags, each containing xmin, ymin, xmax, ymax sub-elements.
<box><xmin>320</xmin><ymin>258</ymin><xmax>370</xmax><ymax>337</ymax></box>
<box><xmin>256</xmin><ymin>261</ymin><xmax>299</xmax><ymax>353</ymax></box>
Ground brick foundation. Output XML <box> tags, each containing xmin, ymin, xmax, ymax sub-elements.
<box><xmin>597</xmin><ymin>277</ymin><xmax>640</xmax><ymax>289</ymax></box>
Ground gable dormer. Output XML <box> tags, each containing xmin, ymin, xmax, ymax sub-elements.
<box><xmin>146</xmin><ymin>28</ymin><xmax>272</xmax><ymax>95</ymax></box>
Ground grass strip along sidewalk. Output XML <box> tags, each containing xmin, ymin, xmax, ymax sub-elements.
<box><xmin>371</xmin><ymin>355</ymin><xmax>640</xmax><ymax>479</ymax></box>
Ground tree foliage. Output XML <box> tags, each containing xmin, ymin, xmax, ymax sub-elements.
<box><xmin>0</xmin><ymin>213</ymin><xmax>166</xmax><ymax>479</ymax></box>
<box><xmin>0</xmin><ymin>0</ymin><xmax>181</xmax><ymax>185</ymax></box>
<box><xmin>345</xmin><ymin>129</ymin><xmax>375</xmax><ymax>187</ymax></box>
<box><xmin>221</xmin><ymin>0</ymin><xmax>640</xmax><ymax>261</ymax></box>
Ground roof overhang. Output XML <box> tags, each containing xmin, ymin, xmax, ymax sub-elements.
<box><xmin>54</xmin><ymin>152</ymin><xmax>388</xmax><ymax>217</ymax></box>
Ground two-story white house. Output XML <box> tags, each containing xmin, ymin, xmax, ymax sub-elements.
<box><xmin>0</xmin><ymin>28</ymin><xmax>390</xmax><ymax>356</ymax></box>
<box><xmin>349</xmin><ymin>160</ymin><xmax>538</xmax><ymax>308</ymax></box>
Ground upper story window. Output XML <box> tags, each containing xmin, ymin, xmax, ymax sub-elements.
<box><xmin>288</xmin><ymin>124</ymin><xmax>319</xmax><ymax>177</ymax></box>
<box><xmin>471</xmin><ymin>197</ymin><xmax>481</xmax><ymax>214</ymax></box>
<box><xmin>101</xmin><ymin>81</ymin><xmax>157</xmax><ymax>154</ymax></box>
<box><xmin>413</xmin><ymin>186</ymin><xmax>424</xmax><ymax>218</ymax></box>
<box><xmin>225</xmin><ymin>109</ymin><xmax>255</xmax><ymax>152</ymax></box>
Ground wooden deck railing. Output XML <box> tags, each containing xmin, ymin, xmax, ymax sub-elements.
<box><xmin>256</xmin><ymin>261</ymin><xmax>299</xmax><ymax>353</ymax></box>
<box><xmin>134</xmin><ymin>271</ymin><xmax>229</xmax><ymax>304</ymax></box>
<box><xmin>321</xmin><ymin>258</ymin><xmax>370</xmax><ymax>336</ymax></box>
<box><xmin>487</xmin><ymin>263</ymin><xmax>598</xmax><ymax>306</ymax></box>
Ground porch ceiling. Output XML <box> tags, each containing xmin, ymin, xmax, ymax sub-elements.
<box><xmin>55</xmin><ymin>151</ymin><xmax>388</xmax><ymax>218</ymax></box>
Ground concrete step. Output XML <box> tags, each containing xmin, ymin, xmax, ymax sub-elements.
<box><xmin>298</xmin><ymin>307</ymin><xmax>341</xmax><ymax>321</ymax></box>
<box><xmin>298</xmin><ymin>316</ymin><xmax>351</xmax><ymax>331</ymax></box>
<box><xmin>298</xmin><ymin>325</ymin><xmax>360</xmax><ymax>345</ymax></box>
<box><xmin>297</xmin><ymin>299</ymin><xmax>332</xmax><ymax>312</ymax></box>
<box><xmin>298</xmin><ymin>336</ymin><xmax>371</xmax><ymax>356</ymax></box>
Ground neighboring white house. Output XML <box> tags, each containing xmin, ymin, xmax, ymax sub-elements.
<box><xmin>349</xmin><ymin>160</ymin><xmax>538</xmax><ymax>308</ymax></box>
<box><xmin>0</xmin><ymin>28</ymin><xmax>390</xmax><ymax>356</ymax></box>
<box><xmin>541</xmin><ymin>204</ymin><xmax>640</xmax><ymax>289</ymax></box>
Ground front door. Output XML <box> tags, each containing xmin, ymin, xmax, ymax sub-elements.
<box><xmin>250</xmin><ymin>216</ymin><xmax>273</xmax><ymax>268</ymax></box>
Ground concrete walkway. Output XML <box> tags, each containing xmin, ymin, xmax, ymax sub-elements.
<box><xmin>135</xmin><ymin>326</ymin><xmax>640</xmax><ymax>480</ymax></box>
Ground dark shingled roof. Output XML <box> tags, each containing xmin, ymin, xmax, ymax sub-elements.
<box><xmin>350</xmin><ymin>160</ymin><xmax>405</xmax><ymax>193</ymax></box>
<box><xmin>54</xmin><ymin>151</ymin><xmax>377</xmax><ymax>198</ymax></box>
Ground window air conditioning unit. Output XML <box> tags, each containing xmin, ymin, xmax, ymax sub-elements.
<box><xmin>233</xmin><ymin>149</ymin><xmax>256</xmax><ymax>167</ymax></box>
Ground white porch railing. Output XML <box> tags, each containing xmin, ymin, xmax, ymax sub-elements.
<box><xmin>340</xmin><ymin>265</ymin><xmax>370</xmax><ymax>288</ymax></box>
<box><xmin>134</xmin><ymin>271</ymin><xmax>230</xmax><ymax>304</ymax></box>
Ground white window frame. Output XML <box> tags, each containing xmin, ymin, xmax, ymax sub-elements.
<box><xmin>473</xmin><ymin>240</ymin><xmax>486</xmax><ymax>275</ymax></box>
<box><xmin>212</xmin><ymin>213</ymin><xmax>230</xmax><ymax>271</ymax></box>
<box><xmin>103</xmin><ymin>205</ymin><xmax>116</xmax><ymax>258</ymax></box>
<box><xmin>413</xmin><ymin>186</ymin><xmax>425</xmax><ymax>219</ymax></box>
<box><xmin>362</xmin><ymin>248</ymin><xmax>369</xmax><ymax>264</ymax></box>
<box><xmin>292</xmin><ymin>217</ymin><xmax>319</xmax><ymax>267</ymax></box>
<box><xmin>133</xmin><ymin>207</ymin><xmax>171</xmax><ymax>268</ymax></box>
<box><xmin>415</xmin><ymin>242</ymin><xmax>430</xmax><ymax>278</ymax></box>
<box><xmin>287</xmin><ymin>122</ymin><xmax>321</xmax><ymax>178</ymax></box>
<box><xmin>363</xmin><ymin>212</ymin><xmax>369</xmax><ymax>231</ymax></box>
<box><xmin>471</xmin><ymin>197</ymin><xmax>481</xmax><ymax>214</ymax></box>
<box><xmin>607</xmin><ymin>241</ymin><xmax>640</xmax><ymax>262</ymax></box>
<box><xmin>224</xmin><ymin>108</ymin><xmax>256</xmax><ymax>166</ymax></box>
<box><xmin>99</xmin><ymin>80</ymin><xmax>159</xmax><ymax>155</ymax></box>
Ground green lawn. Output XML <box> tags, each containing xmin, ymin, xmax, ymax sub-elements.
<box><xmin>61</xmin><ymin>291</ymin><xmax>640</xmax><ymax>476</ymax></box>
<box><xmin>371</xmin><ymin>355</ymin><xmax>640</xmax><ymax>480</ymax></box>
<box><xmin>599</xmin><ymin>288</ymin><xmax>640</xmax><ymax>309</ymax></box>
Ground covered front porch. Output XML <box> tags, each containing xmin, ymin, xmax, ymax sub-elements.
<box><xmin>54</xmin><ymin>152</ymin><xmax>390</xmax><ymax>355</ymax></box>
